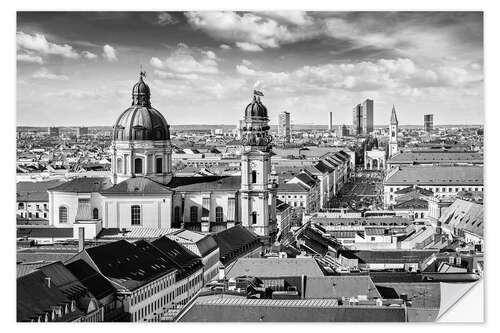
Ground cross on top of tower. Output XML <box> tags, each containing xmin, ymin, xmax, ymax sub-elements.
<box><xmin>139</xmin><ymin>65</ymin><xmax>146</xmax><ymax>81</ymax></box>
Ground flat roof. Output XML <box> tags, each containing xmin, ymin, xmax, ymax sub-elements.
<box><xmin>388</xmin><ymin>151</ymin><xmax>483</xmax><ymax>164</ymax></box>
<box><xmin>226</xmin><ymin>257</ymin><xmax>324</xmax><ymax>278</ymax></box>
<box><xmin>384</xmin><ymin>166</ymin><xmax>483</xmax><ymax>186</ymax></box>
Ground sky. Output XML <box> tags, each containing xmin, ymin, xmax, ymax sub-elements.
<box><xmin>16</xmin><ymin>11</ymin><xmax>484</xmax><ymax>126</ymax></box>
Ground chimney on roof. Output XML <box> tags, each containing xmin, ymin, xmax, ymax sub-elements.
<box><xmin>78</xmin><ymin>227</ymin><xmax>85</xmax><ymax>252</ymax></box>
<box><xmin>301</xmin><ymin>274</ymin><xmax>306</xmax><ymax>300</ymax></box>
<box><xmin>218</xmin><ymin>265</ymin><xmax>225</xmax><ymax>280</ymax></box>
<box><xmin>45</xmin><ymin>276</ymin><xmax>51</xmax><ymax>288</ymax></box>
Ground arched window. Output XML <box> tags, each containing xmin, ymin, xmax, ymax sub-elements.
<box><xmin>215</xmin><ymin>207</ymin><xmax>224</xmax><ymax>222</ymax></box>
<box><xmin>251</xmin><ymin>170</ymin><xmax>257</xmax><ymax>184</ymax></box>
<box><xmin>251</xmin><ymin>212</ymin><xmax>257</xmax><ymax>225</ymax></box>
<box><xmin>156</xmin><ymin>158</ymin><xmax>163</xmax><ymax>173</ymax></box>
<box><xmin>59</xmin><ymin>206</ymin><xmax>68</xmax><ymax>224</ymax></box>
<box><xmin>174</xmin><ymin>206</ymin><xmax>181</xmax><ymax>224</ymax></box>
<box><xmin>131</xmin><ymin>205</ymin><xmax>141</xmax><ymax>225</ymax></box>
<box><xmin>190</xmin><ymin>206</ymin><xmax>198</xmax><ymax>222</ymax></box>
<box><xmin>92</xmin><ymin>208</ymin><xmax>99</xmax><ymax>219</ymax></box>
<box><xmin>134</xmin><ymin>158</ymin><xmax>143</xmax><ymax>174</ymax></box>
<box><xmin>117</xmin><ymin>158</ymin><xmax>123</xmax><ymax>173</ymax></box>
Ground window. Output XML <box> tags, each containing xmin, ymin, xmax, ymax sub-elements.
<box><xmin>251</xmin><ymin>212</ymin><xmax>257</xmax><ymax>225</ymax></box>
<box><xmin>190</xmin><ymin>206</ymin><xmax>198</xmax><ymax>222</ymax></box>
<box><xmin>134</xmin><ymin>158</ymin><xmax>143</xmax><ymax>174</ymax></box>
<box><xmin>131</xmin><ymin>205</ymin><xmax>141</xmax><ymax>225</ymax></box>
<box><xmin>371</xmin><ymin>237</ymin><xmax>376</xmax><ymax>241</ymax></box>
<box><xmin>18</xmin><ymin>203</ymin><xmax>24</xmax><ymax>209</ymax></box>
<box><xmin>92</xmin><ymin>208</ymin><xmax>99</xmax><ymax>219</ymax></box>
<box><xmin>215</xmin><ymin>207</ymin><xmax>223</xmax><ymax>222</ymax></box>
<box><xmin>251</xmin><ymin>170</ymin><xmax>257</xmax><ymax>184</ymax></box>
<box><xmin>35</xmin><ymin>212</ymin><xmax>39</xmax><ymax>218</ymax></box>
<box><xmin>59</xmin><ymin>206</ymin><xmax>68</xmax><ymax>224</ymax></box>
<box><xmin>156</xmin><ymin>158</ymin><xmax>163</xmax><ymax>173</ymax></box>
<box><xmin>174</xmin><ymin>206</ymin><xmax>181</xmax><ymax>223</ymax></box>
<box><xmin>117</xmin><ymin>158</ymin><xmax>123</xmax><ymax>173</ymax></box>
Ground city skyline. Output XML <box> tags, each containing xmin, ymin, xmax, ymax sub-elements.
<box><xmin>17</xmin><ymin>12</ymin><xmax>483</xmax><ymax>126</ymax></box>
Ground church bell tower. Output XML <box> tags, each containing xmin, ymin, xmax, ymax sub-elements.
<box><xmin>240</xmin><ymin>90</ymin><xmax>277</xmax><ymax>243</ymax></box>
<box><xmin>389</xmin><ymin>105</ymin><xmax>399</xmax><ymax>159</ymax></box>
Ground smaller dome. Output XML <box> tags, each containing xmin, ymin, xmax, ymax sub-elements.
<box><xmin>245</xmin><ymin>95</ymin><xmax>268</xmax><ymax>119</ymax></box>
<box><xmin>132</xmin><ymin>72</ymin><xmax>151</xmax><ymax>107</ymax></box>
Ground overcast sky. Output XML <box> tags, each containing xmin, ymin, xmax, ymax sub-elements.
<box><xmin>17</xmin><ymin>11</ymin><xmax>483</xmax><ymax>126</ymax></box>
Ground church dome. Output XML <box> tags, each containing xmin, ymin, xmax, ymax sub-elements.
<box><xmin>113</xmin><ymin>72</ymin><xmax>170</xmax><ymax>141</ymax></box>
<box><xmin>245</xmin><ymin>94</ymin><xmax>268</xmax><ymax>119</ymax></box>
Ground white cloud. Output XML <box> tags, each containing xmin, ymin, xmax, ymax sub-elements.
<box><xmin>234</xmin><ymin>57</ymin><xmax>482</xmax><ymax>95</ymax></box>
<box><xmin>153</xmin><ymin>70</ymin><xmax>200</xmax><ymax>81</ymax></box>
<box><xmin>236</xmin><ymin>42</ymin><xmax>263</xmax><ymax>52</ymax></box>
<box><xmin>186</xmin><ymin>11</ymin><xmax>315</xmax><ymax>50</ymax></box>
<box><xmin>157</xmin><ymin>12</ymin><xmax>178</xmax><ymax>25</ymax></box>
<box><xmin>261</xmin><ymin>11</ymin><xmax>313</xmax><ymax>26</ymax></box>
<box><xmin>32</xmin><ymin>67</ymin><xmax>68</xmax><ymax>80</ymax></box>
<box><xmin>236</xmin><ymin>65</ymin><xmax>258</xmax><ymax>76</ymax></box>
<box><xmin>241</xmin><ymin>59</ymin><xmax>252</xmax><ymax>66</ymax></box>
<box><xmin>17</xmin><ymin>53</ymin><xmax>43</xmax><ymax>64</ymax></box>
<box><xmin>219</xmin><ymin>44</ymin><xmax>231</xmax><ymax>50</ymax></box>
<box><xmin>82</xmin><ymin>51</ymin><xmax>98</xmax><ymax>59</ymax></box>
<box><xmin>150</xmin><ymin>44</ymin><xmax>219</xmax><ymax>74</ymax></box>
<box><xmin>202</xmin><ymin>50</ymin><xmax>217</xmax><ymax>60</ymax></box>
<box><xmin>102</xmin><ymin>45</ymin><xmax>117</xmax><ymax>62</ymax></box>
<box><xmin>17</xmin><ymin>31</ymin><xmax>79</xmax><ymax>59</ymax></box>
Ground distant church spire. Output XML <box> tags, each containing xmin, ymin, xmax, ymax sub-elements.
<box><xmin>390</xmin><ymin>105</ymin><xmax>398</xmax><ymax>124</ymax></box>
<box><xmin>389</xmin><ymin>104</ymin><xmax>399</xmax><ymax>159</ymax></box>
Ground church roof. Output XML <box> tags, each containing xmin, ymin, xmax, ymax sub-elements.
<box><xmin>167</xmin><ymin>176</ymin><xmax>241</xmax><ymax>192</ymax></box>
<box><xmin>101</xmin><ymin>177</ymin><xmax>172</xmax><ymax>195</ymax></box>
<box><xmin>48</xmin><ymin>177</ymin><xmax>112</xmax><ymax>193</ymax></box>
<box><xmin>17</xmin><ymin>180</ymin><xmax>66</xmax><ymax>202</ymax></box>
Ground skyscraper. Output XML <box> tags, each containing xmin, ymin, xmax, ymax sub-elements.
<box><xmin>362</xmin><ymin>99</ymin><xmax>374</xmax><ymax>134</ymax></box>
<box><xmin>352</xmin><ymin>99</ymin><xmax>374</xmax><ymax>136</ymax></box>
<box><xmin>278</xmin><ymin>111</ymin><xmax>291</xmax><ymax>143</ymax></box>
<box><xmin>328</xmin><ymin>112</ymin><xmax>333</xmax><ymax>131</ymax></box>
<box><xmin>424</xmin><ymin>114</ymin><xmax>434</xmax><ymax>132</ymax></box>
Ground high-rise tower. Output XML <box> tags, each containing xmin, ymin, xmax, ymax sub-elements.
<box><xmin>352</xmin><ymin>99</ymin><xmax>374</xmax><ymax>136</ymax></box>
<box><xmin>278</xmin><ymin>111</ymin><xmax>291</xmax><ymax>143</ymax></box>
<box><xmin>240</xmin><ymin>90</ymin><xmax>277</xmax><ymax>243</ymax></box>
<box><xmin>389</xmin><ymin>105</ymin><xmax>399</xmax><ymax>158</ymax></box>
<box><xmin>424</xmin><ymin>114</ymin><xmax>434</xmax><ymax>132</ymax></box>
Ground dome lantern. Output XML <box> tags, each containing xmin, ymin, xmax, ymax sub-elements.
<box><xmin>132</xmin><ymin>70</ymin><xmax>151</xmax><ymax>107</ymax></box>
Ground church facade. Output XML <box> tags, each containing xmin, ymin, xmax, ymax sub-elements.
<box><xmin>48</xmin><ymin>73</ymin><xmax>277</xmax><ymax>243</ymax></box>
